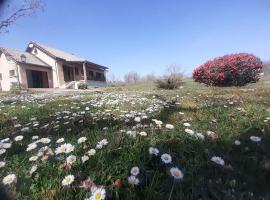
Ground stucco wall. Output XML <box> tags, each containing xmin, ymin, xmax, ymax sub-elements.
<box><xmin>29</xmin><ymin>47</ymin><xmax>59</xmax><ymax>87</ymax></box>
<box><xmin>0</xmin><ymin>53</ymin><xmax>19</xmax><ymax>91</ymax></box>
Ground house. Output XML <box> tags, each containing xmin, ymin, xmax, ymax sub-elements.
<box><xmin>0</xmin><ymin>41</ymin><xmax>108</xmax><ymax>91</ymax></box>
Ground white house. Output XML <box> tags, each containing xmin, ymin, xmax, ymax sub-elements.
<box><xmin>0</xmin><ymin>41</ymin><xmax>108</xmax><ymax>91</ymax></box>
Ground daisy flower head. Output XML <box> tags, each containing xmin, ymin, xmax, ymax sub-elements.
<box><xmin>211</xmin><ymin>156</ymin><xmax>225</xmax><ymax>166</ymax></box>
<box><xmin>128</xmin><ymin>175</ymin><xmax>139</xmax><ymax>186</ymax></box>
<box><xmin>88</xmin><ymin>149</ymin><xmax>96</xmax><ymax>156</ymax></box>
<box><xmin>250</xmin><ymin>136</ymin><xmax>261</xmax><ymax>142</ymax></box>
<box><xmin>234</xmin><ymin>140</ymin><xmax>241</xmax><ymax>145</ymax></box>
<box><xmin>0</xmin><ymin>149</ymin><xmax>6</xmax><ymax>155</ymax></box>
<box><xmin>165</xmin><ymin>124</ymin><xmax>174</xmax><ymax>129</ymax></box>
<box><xmin>66</xmin><ymin>155</ymin><xmax>76</xmax><ymax>165</ymax></box>
<box><xmin>62</xmin><ymin>174</ymin><xmax>75</xmax><ymax>186</ymax></box>
<box><xmin>56</xmin><ymin>138</ymin><xmax>65</xmax><ymax>144</ymax></box>
<box><xmin>88</xmin><ymin>186</ymin><xmax>106</xmax><ymax>200</ymax></box>
<box><xmin>134</xmin><ymin>117</ymin><xmax>141</xmax><ymax>123</ymax></box>
<box><xmin>81</xmin><ymin>155</ymin><xmax>89</xmax><ymax>163</ymax></box>
<box><xmin>170</xmin><ymin>167</ymin><xmax>184</xmax><ymax>180</ymax></box>
<box><xmin>0</xmin><ymin>161</ymin><xmax>6</xmax><ymax>168</ymax></box>
<box><xmin>185</xmin><ymin>128</ymin><xmax>194</xmax><ymax>136</ymax></box>
<box><xmin>161</xmin><ymin>153</ymin><xmax>172</xmax><ymax>164</ymax></box>
<box><xmin>148</xmin><ymin>147</ymin><xmax>159</xmax><ymax>156</ymax></box>
<box><xmin>55</xmin><ymin>143</ymin><xmax>74</xmax><ymax>155</ymax></box>
<box><xmin>130</xmin><ymin>166</ymin><xmax>140</xmax><ymax>176</ymax></box>
<box><xmin>183</xmin><ymin>122</ymin><xmax>191</xmax><ymax>127</ymax></box>
<box><xmin>139</xmin><ymin>131</ymin><xmax>147</xmax><ymax>136</ymax></box>
<box><xmin>78</xmin><ymin>137</ymin><xmax>87</xmax><ymax>144</ymax></box>
<box><xmin>26</xmin><ymin>143</ymin><xmax>37</xmax><ymax>152</ymax></box>
<box><xmin>14</xmin><ymin>135</ymin><xmax>23</xmax><ymax>141</ymax></box>
<box><xmin>2</xmin><ymin>174</ymin><xmax>17</xmax><ymax>185</ymax></box>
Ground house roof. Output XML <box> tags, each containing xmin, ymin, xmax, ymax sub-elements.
<box><xmin>28</xmin><ymin>41</ymin><xmax>108</xmax><ymax>69</ymax></box>
<box><xmin>0</xmin><ymin>47</ymin><xmax>51</xmax><ymax>68</ymax></box>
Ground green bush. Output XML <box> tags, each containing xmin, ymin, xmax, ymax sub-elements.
<box><xmin>77</xmin><ymin>82</ymin><xmax>88</xmax><ymax>89</ymax></box>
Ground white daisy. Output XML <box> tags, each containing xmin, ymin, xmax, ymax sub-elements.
<box><xmin>139</xmin><ymin>131</ymin><xmax>147</xmax><ymax>136</ymax></box>
<box><xmin>81</xmin><ymin>155</ymin><xmax>89</xmax><ymax>163</ymax></box>
<box><xmin>250</xmin><ymin>136</ymin><xmax>261</xmax><ymax>142</ymax></box>
<box><xmin>88</xmin><ymin>149</ymin><xmax>96</xmax><ymax>156</ymax></box>
<box><xmin>183</xmin><ymin>122</ymin><xmax>191</xmax><ymax>127</ymax></box>
<box><xmin>0</xmin><ymin>149</ymin><xmax>6</xmax><ymax>155</ymax></box>
<box><xmin>66</xmin><ymin>155</ymin><xmax>76</xmax><ymax>165</ymax></box>
<box><xmin>128</xmin><ymin>175</ymin><xmax>139</xmax><ymax>186</ymax></box>
<box><xmin>234</xmin><ymin>140</ymin><xmax>241</xmax><ymax>145</ymax></box>
<box><xmin>14</xmin><ymin>135</ymin><xmax>24</xmax><ymax>141</ymax></box>
<box><xmin>185</xmin><ymin>128</ymin><xmax>194</xmax><ymax>136</ymax></box>
<box><xmin>78</xmin><ymin>137</ymin><xmax>87</xmax><ymax>144</ymax></box>
<box><xmin>2</xmin><ymin>174</ymin><xmax>17</xmax><ymax>185</ymax></box>
<box><xmin>26</xmin><ymin>143</ymin><xmax>37</xmax><ymax>152</ymax></box>
<box><xmin>161</xmin><ymin>153</ymin><xmax>172</xmax><ymax>164</ymax></box>
<box><xmin>62</xmin><ymin>174</ymin><xmax>75</xmax><ymax>186</ymax></box>
<box><xmin>56</xmin><ymin>138</ymin><xmax>65</xmax><ymax>144</ymax></box>
<box><xmin>29</xmin><ymin>156</ymin><xmax>39</xmax><ymax>162</ymax></box>
<box><xmin>211</xmin><ymin>156</ymin><xmax>225</xmax><ymax>166</ymax></box>
<box><xmin>130</xmin><ymin>166</ymin><xmax>140</xmax><ymax>176</ymax></box>
<box><xmin>134</xmin><ymin>117</ymin><xmax>141</xmax><ymax>123</ymax></box>
<box><xmin>88</xmin><ymin>187</ymin><xmax>106</xmax><ymax>200</ymax></box>
<box><xmin>0</xmin><ymin>161</ymin><xmax>6</xmax><ymax>168</ymax></box>
<box><xmin>149</xmin><ymin>147</ymin><xmax>159</xmax><ymax>156</ymax></box>
<box><xmin>170</xmin><ymin>167</ymin><xmax>184</xmax><ymax>180</ymax></box>
<box><xmin>165</xmin><ymin>124</ymin><xmax>174</xmax><ymax>129</ymax></box>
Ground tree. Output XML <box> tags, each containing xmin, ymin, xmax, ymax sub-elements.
<box><xmin>155</xmin><ymin>64</ymin><xmax>184</xmax><ymax>89</ymax></box>
<box><xmin>124</xmin><ymin>71</ymin><xmax>140</xmax><ymax>84</ymax></box>
<box><xmin>165</xmin><ymin>64</ymin><xmax>184</xmax><ymax>79</ymax></box>
<box><xmin>262</xmin><ymin>61</ymin><xmax>270</xmax><ymax>76</ymax></box>
<box><xmin>0</xmin><ymin>0</ymin><xmax>43</xmax><ymax>33</ymax></box>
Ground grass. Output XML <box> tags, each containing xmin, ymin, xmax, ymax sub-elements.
<box><xmin>0</xmin><ymin>77</ymin><xmax>270</xmax><ymax>199</ymax></box>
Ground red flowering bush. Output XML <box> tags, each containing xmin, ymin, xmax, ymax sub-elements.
<box><xmin>193</xmin><ymin>53</ymin><xmax>263</xmax><ymax>86</ymax></box>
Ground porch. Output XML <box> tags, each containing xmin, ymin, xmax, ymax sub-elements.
<box><xmin>57</xmin><ymin>61</ymin><xmax>107</xmax><ymax>89</ymax></box>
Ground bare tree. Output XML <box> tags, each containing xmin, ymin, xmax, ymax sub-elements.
<box><xmin>262</xmin><ymin>61</ymin><xmax>270</xmax><ymax>76</ymax></box>
<box><xmin>144</xmin><ymin>73</ymin><xmax>157</xmax><ymax>82</ymax></box>
<box><xmin>165</xmin><ymin>64</ymin><xmax>184</xmax><ymax>78</ymax></box>
<box><xmin>156</xmin><ymin>64</ymin><xmax>184</xmax><ymax>89</ymax></box>
<box><xmin>124</xmin><ymin>71</ymin><xmax>140</xmax><ymax>84</ymax></box>
<box><xmin>0</xmin><ymin>0</ymin><xmax>43</xmax><ymax>33</ymax></box>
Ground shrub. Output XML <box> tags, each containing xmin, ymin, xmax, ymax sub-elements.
<box><xmin>156</xmin><ymin>75</ymin><xmax>183</xmax><ymax>89</ymax></box>
<box><xmin>10</xmin><ymin>82</ymin><xmax>21</xmax><ymax>94</ymax></box>
<box><xmin>193</xmin><ymin>53</ymin><xmax>263</xmax><ymax>86</ymax></box>
<box><xmin>77</xmin><ymin>82</ymin><xmax>88</xmax><ymax>89</ymax></box>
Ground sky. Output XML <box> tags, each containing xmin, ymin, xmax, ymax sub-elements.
<box><xmin>0</xmin><ymin>0</ymin><xmax>270</xmax><ymax>80</ymax></box>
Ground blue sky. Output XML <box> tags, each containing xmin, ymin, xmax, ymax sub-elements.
<box><xmin>1</xmin><ymin>0</ymin><xmax>270</xmax><ymax>79</ymax></box>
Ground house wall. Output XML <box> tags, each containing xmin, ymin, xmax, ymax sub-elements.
<box><xmin>0</xmin><ymin>53</ymin><xmax>19</xmax><ymax>91</ymax></box>
<box><xmin>29</xmin><ymin>47</ymin><xmax>59</xmax><ymax>87</ymax></box>
<box><xmin>19</xmin><ymin>64</ymin><xmax>53</xmax><ymax>88</ymax></box>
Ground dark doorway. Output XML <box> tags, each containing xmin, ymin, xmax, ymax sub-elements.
<box><xmin>26</xmin><ymin>70</ymin><xmax>49</xmax><ymax>88</ymax></box>
<box><xmin>63</xmin><ymin>65</ymin><xmax>75</xmax><ymax>82</ymax></box>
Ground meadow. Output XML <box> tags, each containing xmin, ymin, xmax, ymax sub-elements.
<box><xmin>0</xmin><ymin>77</ymin><xmax>270</xmax><ymax>200</ymax></box>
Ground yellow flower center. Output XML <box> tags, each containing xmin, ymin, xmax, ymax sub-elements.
<box><xmin>173</xmin><ymin>171</ymin><xmax>180</xmax><ymax>177</ymax></box>
<box><xmin>95</xmin><ymin>192</ymin><xmax>101</xmax><ymax>199</ymax></box>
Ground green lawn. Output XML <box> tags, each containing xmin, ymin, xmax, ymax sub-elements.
<box><xmin>0</xmin><ymin>78</ymin><xmax>270</xmax><ymax>200</ymax></box>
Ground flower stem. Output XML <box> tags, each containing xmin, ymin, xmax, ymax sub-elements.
<box><xmin>168</xmin><ymin>180</ymin><xmax>175</xmax><ymax>200</ymax></box>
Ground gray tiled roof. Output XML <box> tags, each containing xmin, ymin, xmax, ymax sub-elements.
<box><xmin>0</xmin><ymin>47</ymin><xmax>50</xmax><ymax>67</ymax></box>
<box><xmin>29</xmin><ymin>42</ymin><xmax>108</xmax><ymax>69</ymax></box>
<box><xmin>30</xmin><ymin>41</ymin><xmax>85</xmax><ymax>62</ymax></box>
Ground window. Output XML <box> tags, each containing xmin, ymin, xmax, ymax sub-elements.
<box><xmin>0</xmin><ymin>73</ymin><xmax>2</xmax><ymax>80</ymax></box>
<box><xmin>9</xmin><ymin>70</ymin><xmax>15</xmax><ymax>77</ymax></box>
<box><xmin>33</xmin><ymin>48</ymin><xmax>38</xmax><ymax>54</ymax></box>
<box><xmin>89</xmin><ymin>71</ymin><xmax>94</xmax><ymax>78</ymax></box>
<box><xmin>96</xmin><ymin>72</ymin><xmax>102</xmax><ymax>80</ymax></box>
<box><xmin>75</xmin><ymin>67</ymin><xmax>79</xmax><ymax>75</ymax></box>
